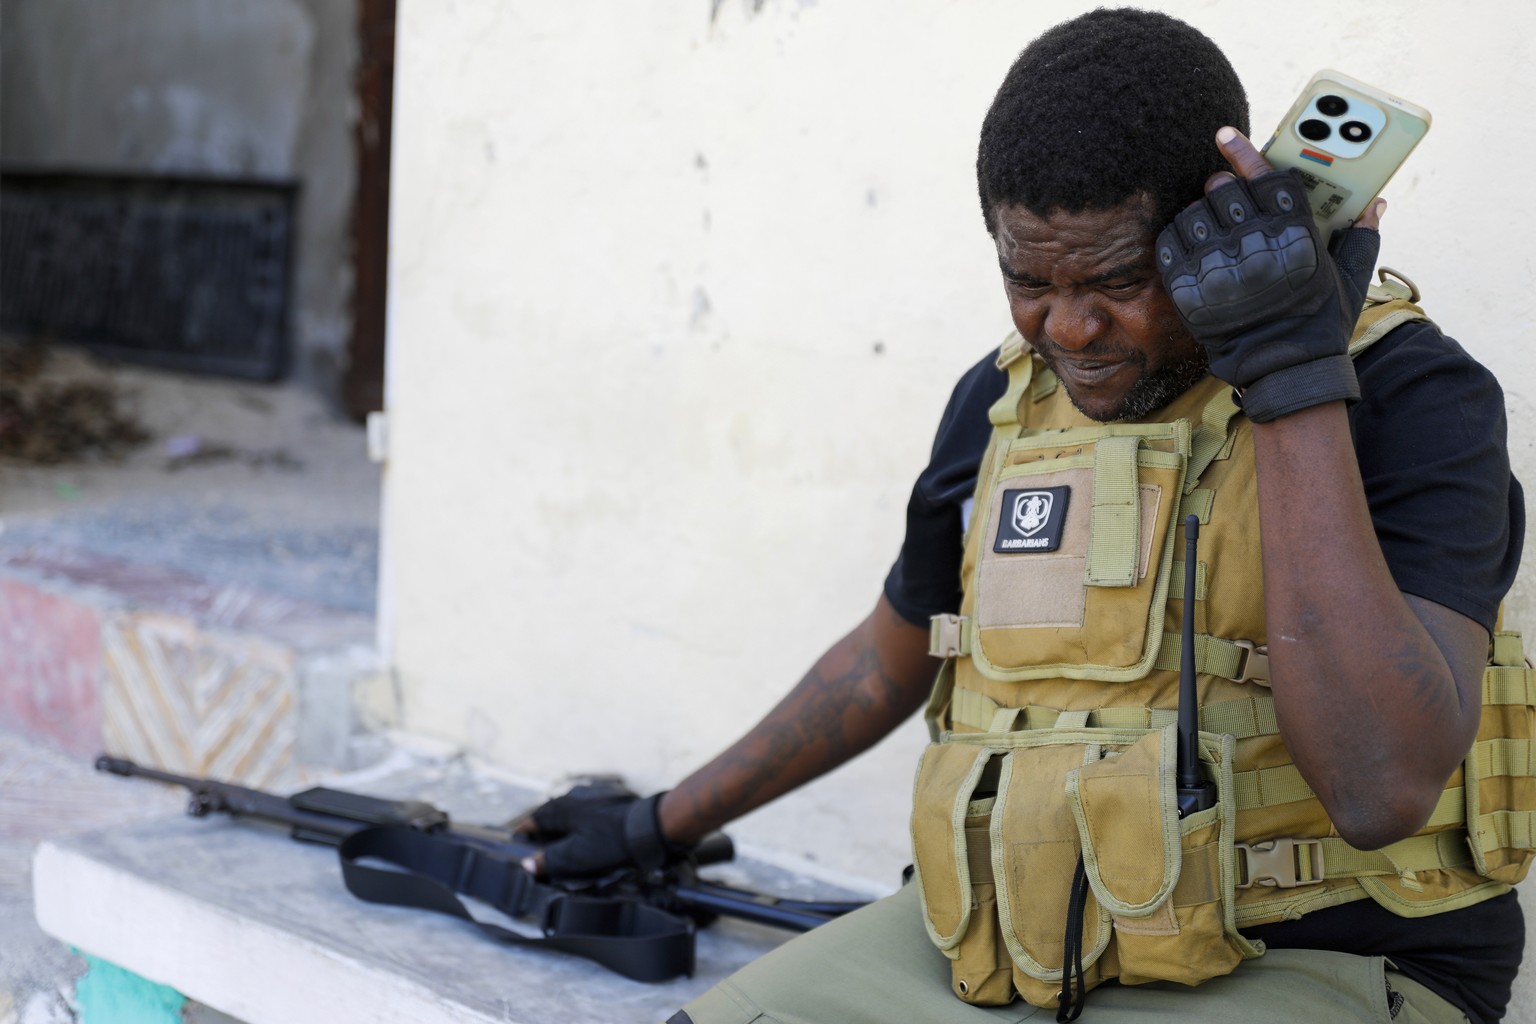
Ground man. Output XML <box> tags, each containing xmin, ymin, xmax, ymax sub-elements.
<box><xmin>524</xmin><ymin>10</ymin><xmax>1526</xmax><ymax>1022</ymax></box>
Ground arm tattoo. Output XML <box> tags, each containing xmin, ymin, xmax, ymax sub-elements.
<box><xmin>680</xmin><ymin>646</ymin><xmax>913</xmax><ymax>826</ymax></box>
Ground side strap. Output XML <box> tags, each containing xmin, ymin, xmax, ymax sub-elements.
<box><xmin>1153</xmin><ymin>630</ymin><xmax>1269</xmax><ymax>683</ymax></box>
<box><xmin>337</xmin><ymin>826</ymin><xmax>696</xmax><ymax>982</ymax></box>
<box><xmin>1315</xmin><ymin>830</ymin><xmax>1473</xmax><ymax>879</ymax></box>
<box><xmin>1230</xmin><ymin>764</ymin><xmax>1467</xmax><ymax>827</ymax></box>
<box><xmin>1235</xmin><ymin>830</ymin><xmax>1473</xmax><ymax>891</ymax></box>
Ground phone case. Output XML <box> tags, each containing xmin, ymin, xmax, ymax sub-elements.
<box><xmin>1260</xmin><ymin>69</ymin><xmax>1431</xmax><ymax>239</ymax></box>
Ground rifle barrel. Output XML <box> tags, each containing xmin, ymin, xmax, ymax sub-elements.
<box><xmin>95</xmin><ymin>755</ymin><xmax>367</xmax><ymax>844</ymax></box>
<box><xmin>668</xmin><ymin>880</ymin><xmax>861</xmax><ymax>932</ymax></box>
<box><xmin>96</xmin><ymin>755</ymin><xmax>205</xmax><ymax>788</ymax></box>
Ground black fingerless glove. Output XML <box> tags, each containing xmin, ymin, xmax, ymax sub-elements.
<box><xmin>1155</xmin><ymin>170</ymin><xmax>1380</xmax><ymax>423</ymax></box>
<box><xmin>531</xmin><ymin>782</ymin><xmax>689</xmax><ymax>877</ymax></box>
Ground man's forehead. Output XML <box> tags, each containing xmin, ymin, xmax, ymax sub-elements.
<box><xmin>993</xmin><ymin>198</ymin><xmax>1158</xmax><ymax>270</ymax></box>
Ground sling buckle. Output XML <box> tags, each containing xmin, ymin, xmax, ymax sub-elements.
<box><xmin>1236</xmin><ymin>837</ymin><xmax>1324</xmax><ymax>888</ymax></box>
<box><xmin>1233</xmin><ymin>640</ymin><xmax>1271</xmax><ymax>685</ymax></box>
<box><xmin>929</xmin><ymin>614</ymin><xmax>966</xmax><ymax>658</ymax></box>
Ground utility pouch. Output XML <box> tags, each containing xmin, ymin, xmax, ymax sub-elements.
<box><xmin>991</xmin><ymin>731</ymin><xmax>1116</xmax><ymax>1008</ymax></box>
<box><xmin>971</xmin><ymin>421</ymin><xmax>1190</xmax><ymax>684</ymax></box>
<box><xmin>1463</xmin><ymin>631</ymin><xmax>1536</xmax><ymax>885</ymax></box>
<box><xmin>911</xmin><ymin>725</ymin><xmax>1256</xmax><ymax>1010</ymax></box>
<box><xmin>910</xmin><ymin>741</ymin><xmax>1017</xmax><ymax>1003</ymax></box>
<box><xmin>1066</xmin><ymin>725</ymin><xmax>1253</xmax><ymax>987</ymax></box>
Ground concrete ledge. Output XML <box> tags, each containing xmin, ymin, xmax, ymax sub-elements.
<box><xmin>32</xmin><ymin>756</ymin><xmax>874</xmax><ymax>1024</ymax></box>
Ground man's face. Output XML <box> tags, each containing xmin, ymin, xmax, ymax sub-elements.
<box><xmin>992</xmin><ymin>196</ymin><xmax>1207</xmax><ymax>422</ymax></box>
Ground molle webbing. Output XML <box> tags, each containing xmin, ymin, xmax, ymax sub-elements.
<box><xmin>942</xmin><ymin>689</ymin><xmax>1473</xmax><ymax>832</ymax></box>
<box><xmin>932</xmin><ymin>619</ymin><xmax>1269</xmax><ymax>687</ymax></box>
<box><xmin>1487</xmin><ymin>657</ymin><xmax>1536</xmax><ymax>705</ymax></box>
<box><xmin>945</xmin><ymin>688</ymin><xmax>1278</xmax><ymax>740</ymax></box>
<box><xmin>998</xmin><ymin>829</ymin><xmax>1483</xmax><ymax>907</ymax></box>
<box><xmin>1465</xmin><ymin>633</ymin><xmax>1536</xmax><ymax>886</ymax></box>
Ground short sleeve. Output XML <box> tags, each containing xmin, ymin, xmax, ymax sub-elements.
<box><xmin>882</xmin><ymin>350</ymin><xmax>1008</xmax><ymax>627</ymax></box>
<box><xmin>1349</xmin><ymin>321</ymin><xmax>1524</xmax><ymax>632</ymax></box>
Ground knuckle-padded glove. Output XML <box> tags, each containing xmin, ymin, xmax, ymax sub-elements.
<box><xmin>533</xmin><ymin>786</ymin><xmax>687</xmax><ymax>877</ymax></box>
<box><xmin>1155</xmin><ymin>169</ymin><xmax>1380</xmax><ymax>423</ymax></box>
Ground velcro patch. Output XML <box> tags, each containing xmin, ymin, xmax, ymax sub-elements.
<box><xmin>993</xmin><ymin>486</ymin><xmax>1070</xmax><ymax>553</ymax></box>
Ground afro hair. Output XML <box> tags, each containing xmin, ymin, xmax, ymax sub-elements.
<box><xmin>977</xmin><ymin>8</ymin><xmax>1249</xmax><ymax>233</ymax></box>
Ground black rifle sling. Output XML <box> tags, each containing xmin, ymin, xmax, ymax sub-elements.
<box><xmin>337</xmin><ymin>825</ymin><xmax>696</xmax><ymax>982</ymax></box>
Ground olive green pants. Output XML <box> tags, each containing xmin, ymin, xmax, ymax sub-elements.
<box><xmin>675</xmin><ymin>883</ymin><xmax>1468</xmax><ymax>1024</ymax></box>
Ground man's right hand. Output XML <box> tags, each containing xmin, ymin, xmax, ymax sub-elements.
<box><xmin>516</xmin><ymin>780</ymin><xmax>687</xmax><ymax>878</ymax></box>
<box><xmin>1155</xmin><ymin>126</ymin><xmax>1383</xmax><ymax>424</ymax></box>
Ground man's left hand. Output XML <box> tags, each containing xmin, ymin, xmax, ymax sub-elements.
<box><xmin>515</xmin><ymin>780</ymin><xmax>688</xmax><ymax>878</ymax></box>
<box><xmin>1155</xmin><ymin>126</ymin><xmax>1384</xmax><ymax>423</ymax></box>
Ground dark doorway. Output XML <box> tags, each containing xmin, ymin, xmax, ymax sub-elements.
<box><xmin>344</xmin><ymin>0</ymin><xmax>396</xmax><ymax>421</ymax></box>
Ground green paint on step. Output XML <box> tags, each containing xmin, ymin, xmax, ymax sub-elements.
<box><xmin>74</xmin><ymin>953</ymin><xmax>185</xmax><ymax>1024</ymax></box>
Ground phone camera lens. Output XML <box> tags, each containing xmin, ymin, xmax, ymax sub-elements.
<box><xmin>1316</xmin><ymin>94</ymin><xmax>1349</xmax><ymax>117</ymax></box>
<box><xmin>1298</xmin><ymin>119</ymin><xmax>1331</xmax><ymax>142</ymax></box>
<box><xmin>1340</xmin><ymin>121</ymin><xmax>1372</xmax><ymax>143</ymax></box>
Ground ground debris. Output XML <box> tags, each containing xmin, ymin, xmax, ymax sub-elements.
<box><xmin>0</xmin><ymin>340</ymin><xmax>149</xmax><ymax>465</ymax></box>
<box><xmin>162</xmin><ymin>436</ymin><xmax>304</xmax><ymax>473</ymax></box>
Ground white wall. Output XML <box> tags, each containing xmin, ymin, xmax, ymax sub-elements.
<box><xmin>0</xmin><ymin>0</ymin><xmax>358</xmax><ymax>386</ymax></box>
<box><xmin>384</xmin><ymin>0</ymin><xmax>1536</xmax><ymax>892</ymax></box>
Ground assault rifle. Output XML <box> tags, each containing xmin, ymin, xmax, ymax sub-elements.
<box><xmin>95</xmin><ymin>755</ymin><xmax>867</xmax><ymax>982</ymax></box>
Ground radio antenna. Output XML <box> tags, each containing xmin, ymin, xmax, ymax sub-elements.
<box><xmin>1177</xmin><ymin>514</ymin><xmax>1216</xmax><ymax>816</ymax></box>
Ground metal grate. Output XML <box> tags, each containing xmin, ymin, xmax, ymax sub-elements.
<box><xmin>0</xmin><ymin>170</ymin><xmax>296</xmax><ymax>380</ymax></box>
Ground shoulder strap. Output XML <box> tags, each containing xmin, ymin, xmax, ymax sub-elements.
<box><xmin>1350</xmin><ymin>267</ymin><xmax>1432</xmax><ymax>359</ymax></box>
<box><xmin>989</xmin><ymin>333</ymin><xmax>1033</xmax><ymax>429</ymax></box>
<box><xmin>336</xmin><ymin>825</ymin><xmax>697</xmax><ymax>982</ymax></box>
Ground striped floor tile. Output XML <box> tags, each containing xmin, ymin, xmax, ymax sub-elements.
<box><xmin>101</xmin><ymin>612</ymin><xmax>296</xmax><ymax>786</ymax></box>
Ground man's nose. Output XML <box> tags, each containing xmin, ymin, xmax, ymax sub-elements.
<box><xmin>1042</xmin><ymin>295</ymin><xmax>1107</xmax><ymax>351</ymax></box>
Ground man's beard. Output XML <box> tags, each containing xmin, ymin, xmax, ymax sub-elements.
<box><xmin>1045</xmin><ymin>339</ymin><xmax>1210</xmax><ymax>423</ymax></box>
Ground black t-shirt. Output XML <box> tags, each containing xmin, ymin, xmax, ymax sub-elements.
<box><xmin>882</xmin><ymin>321</ymin><xmax>1526</xmax><ymax>1023</ymax></box>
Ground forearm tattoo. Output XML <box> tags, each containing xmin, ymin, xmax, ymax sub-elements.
<box><xmin>677</xmin><ymin>644</ymin><xmax>914</xmax><ymax>829</ymax></box>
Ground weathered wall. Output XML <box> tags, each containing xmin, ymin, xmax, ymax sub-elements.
<box><xmin>383</xmin><ymin>0</ymin><xmax>1536</xmax><ymax>898</ymax></box>
<box><xmin>0</xmin><ymin>0</ymin><xmax>358</xmax><ymax>387</ymax></box>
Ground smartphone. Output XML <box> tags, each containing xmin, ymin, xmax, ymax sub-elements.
<box><xmin>1260</xmin><ymin>69</ymin><xmax>1431</xmax><ymax>239</ymax></box>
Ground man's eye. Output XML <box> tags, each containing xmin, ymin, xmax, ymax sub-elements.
<box><xmin>1008</xmin><ymin>280</ymin><xmax>1049</xmax><ymax>297</ymax></box>
<box><xmin>1101</xmin><ymin>280</ymin><xmax>1142</xmax><ymax>295</ymax></box>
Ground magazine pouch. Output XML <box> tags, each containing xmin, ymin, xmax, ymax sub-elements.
<box><xmin>1065</xmin><ymin>724</ymin><xmax>1251</xmax><ymax>987</ymax></box>
<box><xmin>911</xmin><ymin>740</ymin><xmax>1016</xmax><ymax>1004</ymax></box>
<box><xmin>990</xmin><ymin>729</ymin><xmax>1115</xmax><ymax>1008</ymax></box>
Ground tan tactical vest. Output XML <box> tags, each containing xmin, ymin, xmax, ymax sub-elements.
<box><xmin>909</xmin><ymin>278</ymin><xmax>1536</xmax><ymax>1010</ymax></box>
